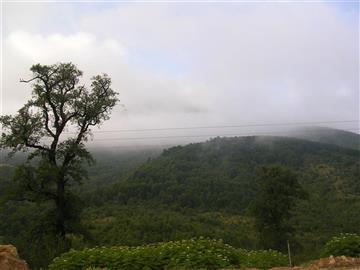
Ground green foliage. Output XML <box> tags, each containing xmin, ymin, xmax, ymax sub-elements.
<box><xmin>252</xmin><ymin>165</ymin><xmax>305</xmax><ymax>250</ymax></box>
<box><xmin>48</xmin><ymin>238</ymin><xmax>238</xmax><ymax>270</ymax></box>
<box><xmin>0</xmin><ymin>62</ymin><xmax>118</xmax><ymax>241</ymax></box>
<box><xmin>0</xmin><ymin>62</ymin><xmax>119</xmax><ymax>268</ymax></box>
<box><xmin>20</xmin><ymin>233</ymin><xmax>70</xmax><ymax>269</ymax></box>
<box><xmin>83</xmin><ymin>205</ymin><xmax>258</xmax><ymax>250</ymax></box>
<box><xmin>0</xmin><ymin>199</ymin><xmax>76</xmax><ymax>269</ymax></box>
<box><xmin>48</xmin><ymin>238</ymin><xmax>289</xmax><ymax>270</ymax></box>
<box><xmin>241</xmin><ymin>249</ymin><xmax>288</xmax><ymax>269</ymax></box>
<box><xmin>321</xmin><ymin>233</ymin><xmax>360</xmax><ymax>257</ymax></box>
<box><xmin>156</xmin><ymin>238</ymin><xmax>238</xmax><ymax>269</ymax></box>
<box><xmin>1</xmin><ymin>135</ymin><xmax>360</xmax><ymax>268</ymax></box>
<box><xmin>97</xmin><ymin>137</ymin><xmax>359</xmax><ymax>214</ymax></box>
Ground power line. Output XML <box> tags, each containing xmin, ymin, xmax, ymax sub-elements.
<box><xmin>63</xmin><ymin>120</ymin><xmax>359</xmax><ymax>134</ymax></box>
<box><xmin>87</xmin><ymin>128</ymin><xmax>360</xmax><ymax>142</ymax></box>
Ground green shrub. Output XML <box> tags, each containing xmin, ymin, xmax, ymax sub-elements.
<box><xmin>48</xmin><ymin>246</ymin><xmax>162</xmax><ymax>270</ymax></box>
<box><xmin>242</xmin><ymin>249</ymin><xmax>288</xmax><ymax>269</ymax></box>
<box><xmin>157</xmin><ymin>238</ymin><xmax>238</xmax><ymax>269</ymax></box>
<box><xmin>48</xmin><ymin>238</ymin><xmax>239</xmax><ymax>270</ymax></box>
<box><xmin>321</xmin><ymin>233</ymin><xmax>360</xmax><ymax>257</ymax></box>
<box><xmin>48</xmin><ymin>238</ymin><xmax>288</xmax><ymax>270</ymax></box>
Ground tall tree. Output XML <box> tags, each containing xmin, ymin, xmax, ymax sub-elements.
<box><xmin>0</xmin><ymin>63</ymin><xmax>119</xmax><ymax>237</ymax></box>
<box><xmin>252</xmin><ymin>165</ymin><xmax>305</xmax><ymax>251</ymax></box>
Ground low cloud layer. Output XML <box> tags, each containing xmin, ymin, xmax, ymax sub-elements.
<box><xmin>2</xmin><ymin>2</ymin><xmax>359</xmax><ymax>146</ymax></box>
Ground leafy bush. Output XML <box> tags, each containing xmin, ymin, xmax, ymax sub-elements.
<box><xmin>48</xmin><ymin>238</ymin><xmax>288</xmax><ymax>270</ymax></box>
<box><xmin>48</xmin><ymin>238</ymin><xmax>239</xmax><ymax>270</ymax></box>
<box><xmin>321</xmin><ymin>233</ymin><xmax>360</xmax><ymax>257</ymax></box>
<box><xmin>48</xmin><ymin>246</ymin><xmax>161</xmax><ymax>270</ymax></box>
<box><xmin>156</xmin><ymin>238</ymin><xmax>238</xmax><ymax>269</ymax></box>
<box><xmin>241</xmin><ymin>249</ymin><xmax>288</xmax><ymax>269</ymax></box>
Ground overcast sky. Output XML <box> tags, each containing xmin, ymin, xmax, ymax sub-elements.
<box><xmin>2</xmin><ymin>1</ymin><xmax>359</xmax><ymax>147</ymax></box>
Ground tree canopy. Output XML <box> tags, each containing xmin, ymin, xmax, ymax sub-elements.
<box><xmin>0</xmin><ymin>62</ymin><xmax>119</xmax><ymax>237</ymax></box>
<box><xmin>252</xmin><ymin>165</ymin><xmax>306</xmax><ymax>251</ymax></box>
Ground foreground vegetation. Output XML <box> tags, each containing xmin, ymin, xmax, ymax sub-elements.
<box><xmin>321</xmin><ymin>233</ymin><xmax>360</xmax><ymax>258</ymax></box>
<box><xmin>48</xmin><ymin>234</ymin><xmax>360</xmax><ymax>270</ymax></box>
<box><xmin>48</xmin><ymin>238</ymin><xmax>287</xmax><ymax>270</ymax></box>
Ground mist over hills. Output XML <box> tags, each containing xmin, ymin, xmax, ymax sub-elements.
<box><xmin>1</xmin><ymin>126</ymin><xmax>359</xmax><ymax>196</ymax></box>
<box><xmin>88</xmin><ymin>134</ymin><xmax>359</xmax><ymax>208</ymax></box>
<box><xmin>288</xmin><ymin>126</ymin><xmax>359</xmax><ymax>150</ymax></box>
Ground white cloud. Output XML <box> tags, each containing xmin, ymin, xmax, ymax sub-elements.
<box><xmin>76</xmin><ymin>3</ymin><xmax>358</xmax><ymax>123</ymax></box>
<box><xmin>3</xmin><ymin>29</ymin><xmax>216</xmax><ymax>131</ymax></box>
<box><xmin>3</xmin><ymin>31</ymin><xmax>129</xmax><ymax>116</ymax></box>
<box><xmin>2</xmin><ymin>2</ymin><xmax>359</xmax><ymax>145</ymax></box>
<box><xmin>6</xmin><ymin>31</ymin><xmax>127</xmax><ymax>63</ymax></box>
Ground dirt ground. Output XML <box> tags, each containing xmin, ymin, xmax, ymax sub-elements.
<box><xmin>269</xmin><ymin>256</ymin><xmax>360</xmax><ymax>270</ymax></box>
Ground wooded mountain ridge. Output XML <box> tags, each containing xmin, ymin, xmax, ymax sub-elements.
<box><xmin>0</xmin><ymin>127</ymin><xmax>359</xmax><ymax>268</ymax></box>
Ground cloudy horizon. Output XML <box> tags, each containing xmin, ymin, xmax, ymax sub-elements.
<box><xmin>2</xmin><ymin>1</ymin><xmax>359</xmax><ymax>147</ymax></box>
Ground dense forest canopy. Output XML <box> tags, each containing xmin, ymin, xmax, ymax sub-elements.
<box><xmin>0</xmin><ymin>128</ymin><xmax>359</xmax><ymax>269</ymax></box>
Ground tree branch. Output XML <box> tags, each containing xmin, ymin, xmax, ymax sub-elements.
<box><xmin>44</xmin><ymin>82</ymin><xmax>60</xmax><ymax>130</ymax></box>
<box><xmin>42</xmin><ymin>107</ymin><xmax>56</xmax><ymax>137</ymax></box>
<box><xmin>25</xmin><ymin>140</ymin><xmax>50</xmax><ymax>152</ymax></box>
<box><xmin>61</xmin><ymin>120</ymin><xmax>90</xmax><ymax>168</ymax></box>
<box><xmin>20</xmin><ymin>77</ymin><xmax>39</xmax><ymax>83</ymax></box>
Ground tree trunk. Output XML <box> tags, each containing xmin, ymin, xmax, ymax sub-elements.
<box><xmin>56</xmin><ymin>179</ymin><xmax>66</xmax><ymax>238</ymax></box>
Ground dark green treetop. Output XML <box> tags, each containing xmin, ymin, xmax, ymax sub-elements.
<box><xmin>252</xmin><ymin>165</ymin><xmax>306</xmax><ymax>251</ymax></box>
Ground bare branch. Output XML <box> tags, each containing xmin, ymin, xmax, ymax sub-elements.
<box><xmin>25</xmin><ymin>140</ymin><xmax>50</xmax><ymax>152</ymax></box>
<box><xmin>20</xmin><ymin>77</ymin><xmax>39</xmax><ymax>83</ymax></box>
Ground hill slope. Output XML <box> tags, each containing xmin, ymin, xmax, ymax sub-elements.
<box><xmin>95</xmin><ymin>136</ymin><xmax>359</xmax><ymax>211</ymax></box>
<box><xmin>80</xmin><ymin>136</ymin><xmax>360</xmax><ymax>259</ymax></box>
<box><xmin>289</xmin><ymin>126</ymin><xmax>359</xmax><ymax>150</ymax></box>
<box><xmin>1</xmin><ymin>134</ymin><xmax>359</xmax><ymax>268</ymax></box>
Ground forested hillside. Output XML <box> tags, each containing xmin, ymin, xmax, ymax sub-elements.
<box><xmin>83</xmin><ymin>135</ymin><xmax>360</xmax><ymax>259</ymax></box>
<box><xmin>0</xmin><ymin>132</ymin><xmax>359</xmax><ymax>268</ymax></box>
<box><xmin>89</xmin><ymin>136</ymin><xmax>359</xmax><ymax>209</ymax></box>
<box><xmin>289</xmin><ymin>127</ymin><xmax>360</xmax><ymax>150</ymax></box>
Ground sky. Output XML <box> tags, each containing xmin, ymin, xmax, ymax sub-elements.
<box><xmin>1</xmin><ymin>1</ymin><xmax>359</xmax><ymax>147</ymax></box>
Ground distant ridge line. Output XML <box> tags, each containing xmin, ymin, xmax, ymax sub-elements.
<box><xmin>91</xmin><ymin>128</ymin><xmax>360</xmax><ymax>142</ymax></box>
<box><xmin>64</xmin><ymin>120</ymin><xmax>359</xmax><ymax>134</ymax></box>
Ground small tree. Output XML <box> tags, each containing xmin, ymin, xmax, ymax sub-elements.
<box><xmin>252</xmin><ymin>165</ymin><xmax>305</xmax><ymax>251</ymax></box>
<box><xmin>0</xmin><ymin>63</ymin><xmax>119</xmax><ymax>238</ymax></box>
